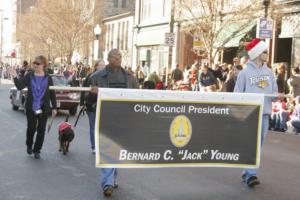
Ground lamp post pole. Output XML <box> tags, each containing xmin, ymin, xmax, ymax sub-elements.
<box><xmin>28</xmin><ymin>42</ymin><xmax>33</xmax><ymax>64</ymax></box>
<box><xmin>0</xmin><ymin>10</ymin><xmax>8</xmax><ymax>63</ymax></box>
<box><xmin>94</xmin><ymin>24</ymin><xmax>101</xmax><ymax>61</ymax></box>
<box><xmin>262</xmin><ymin>0</ymin><xmax>272</xmax><ymax>64</ymax></box>
<box><xmin>46</xmin><ymin>37</ymin><xmax>52</xmax><ymax>62</ymax></box>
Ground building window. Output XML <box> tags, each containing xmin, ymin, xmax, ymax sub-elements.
<box><xmin>140</xmin><ymin>0</ymin><xmax>166</xmax><ymax>23</ymax></box>
<box><xmin>122</xmin><ymin>0</ymin><xmax>126</xmax><ymax>8</ymax></box>
<box><xmin>114</xmin><ymin>0</ymin><xmax>118</xmax><ymax>7</ymax></box>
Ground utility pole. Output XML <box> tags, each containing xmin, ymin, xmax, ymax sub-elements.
<box><xmin>167</xmin><ymin>0</ymin><xmax>175</xmax><ymax>87</ymax></box>
<box><xmin>262</xmin><ymin>0</ymin><xmax>272</xmax><ymax>63</ymax></box>
<box><xmin>263</xmin><ymin>0</ymin><xmax>270</xmax><ymax>18</ymax></box>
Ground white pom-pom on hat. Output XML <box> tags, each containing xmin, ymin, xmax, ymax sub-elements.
<box><xmin>246</xmin><ymin>38</ymin><xmax>268</xmax><ymax>60</ymax></box>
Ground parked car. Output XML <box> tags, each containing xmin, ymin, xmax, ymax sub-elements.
<box><xmin>9</xmin><ymin>87</ymin><xmax>27</xmax><ymax>111</ymax></box>
<box><xmin>10</xmin><ymin>75</ymin><xmax>80</xmax><ymax>115</ymax></box>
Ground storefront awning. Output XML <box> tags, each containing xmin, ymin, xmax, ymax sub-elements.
<box><xmin>279</xmin><ymin>15</ymin><xmax>300</xmax><ymax>38</ymax></box>
<box><xmin>214</xmin><ymin>20</ymin><xmax>256</xmax><ymax>48</ymax></box>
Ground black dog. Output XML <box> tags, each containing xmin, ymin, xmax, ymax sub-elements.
<box><xmin>58</xmin><ymin>116</ymin><xmax>75</xmax><ymax>155</ymax></box>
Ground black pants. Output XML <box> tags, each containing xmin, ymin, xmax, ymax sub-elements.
<box><xmin>26</xmin><ymin>111</ymin><xmax>48</xmax><ymax>153</ymax></box>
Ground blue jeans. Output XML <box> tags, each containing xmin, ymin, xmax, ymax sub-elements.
<box><xmin>290</xmin><ymin>119</ymin><xmax>300</xmax><ymax>133</ymax></box>
<box><xmin>271</xmin><ymin>111</ymin><xmax>289</xmax><ymax>130</ymax></box>
<box><xmin>86</xmin><ymin>111</ymin><xmax>95</xmax><ymax>150</ymax></box>
<box><xmin>100</xmin><ymin>168</ymin><xmax>117</xmax><ymax>189</ymax></box>
<box><xmin>243</xmin><ymin>114</ymin><xmax>269</xmax><ymax>181</ymax></box>
<box><xmin>278</xmin><ymin>111</ymin><xmax>289</xmax><ymax>130</ymax></box>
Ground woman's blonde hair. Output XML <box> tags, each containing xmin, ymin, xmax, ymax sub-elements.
<box><xmin>34</xmin><ymin>55</ymin><xmax>48</xmax><ymax>68</ymax></box>
<box><xmin>277</xmin><ymin>63</ymin><xmax>286</xmax><ymax>72</ymax></box>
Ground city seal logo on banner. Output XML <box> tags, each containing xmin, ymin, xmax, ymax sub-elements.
<box><xmin>169</xmin><ymin>115</ymin><xmax>192</xmax><ymax>148</ymax></box>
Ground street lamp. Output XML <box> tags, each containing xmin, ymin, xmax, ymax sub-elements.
<box><xmin>262</xmin><ymin>0</ymin><xmax>270</xmax><ymax>18</ymax></box>
<box><xmin>46</xmin><ymin>37</ymin><xmax>52</xmax><ymax>62</ymax></box>
<box><xmin>94</xmin><ymin>24</ymin><xmax>101</xmax><ymax>40</ymax></box>
<box><xmin>93</xmin><ymin>24</ymin><xmax>101</xmax><ymax>60</ymax></box>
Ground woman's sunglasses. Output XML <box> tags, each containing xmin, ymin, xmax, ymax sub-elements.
<box><xmin>33</xmin><ymin>62</ymin><xmax>42</xmax><ymax>65</ymax></box>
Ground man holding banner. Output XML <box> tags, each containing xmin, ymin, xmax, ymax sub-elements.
<box><xmin>234</xmin><ymin>38</ymin><xmax>278</xmax><ymax>187</ymax></box>
<box><xmin>90</xmin><ymin>49</ymin><xmax>138</xmax><ymax>197</ymax></box>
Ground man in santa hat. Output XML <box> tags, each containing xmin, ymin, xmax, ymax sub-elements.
<box><xmin>234</xmin><ymin>38</ymin><xmax>279</xmax><ymax>187</ymax></box>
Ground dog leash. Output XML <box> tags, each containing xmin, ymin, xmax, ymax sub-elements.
<box><xmin>47</xmin><ymin>110</ymin><xmax>57</xmax><ymax>133</ymax></box>
<box><xmin>74</xmin><ymin>105</ymin><xmax>86</xmax><ymax>127</ymax></box>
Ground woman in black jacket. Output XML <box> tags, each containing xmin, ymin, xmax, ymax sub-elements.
<box><xmin>79</xmin><ymin>59</ymin><xmax>105</xmax><ymax>154</ymax></box>
<box><xmin>13</xmin><ymin>56</ymin><xmax>57</xmax><ymax>159</ymax></box>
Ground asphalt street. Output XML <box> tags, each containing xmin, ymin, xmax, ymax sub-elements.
<box><xmin>0</xmin><ymin>81</ymin><xmax>300</xmax><ymax>200</ymax></box>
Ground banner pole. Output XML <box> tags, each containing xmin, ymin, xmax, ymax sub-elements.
<box><xmin>49</xmin><ymin>86</ymin><xmax>92</xmax><ymax>92</ymax></box>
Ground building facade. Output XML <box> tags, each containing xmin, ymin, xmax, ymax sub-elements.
<box><xmin>275</xmin><ymin>0</ymin><xmax>300</xmax><ymax>70</ymax></box>
<box><xmin>132</xmin><ymin>0</ymin><xmax>176</xmax><ymax>77</ymax></box>
<box><xmin>1</xmin><ymin>0</ymin><xmax>18</xmax><ymax>64</ymax></box>
<box><xmin>94</xmin><ymin>0</ymin><xmax>135</xmax><ymax>61</ymax></box>
<box><xmin>103</xmin><ymin>12</ymin><xmax>134</xmax><ymax>67</ymax></box>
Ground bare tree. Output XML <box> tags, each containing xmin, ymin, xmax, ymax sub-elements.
<box><xmin>19</xmin><ymin>0</ymin><xmax>95</xmax><ymax>63</ymax></box>
<box><xmin>176</xmin><ymin>0</ymin><xmax>266</xmax><ymax>65</ymax></box>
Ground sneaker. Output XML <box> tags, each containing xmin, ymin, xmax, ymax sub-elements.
<box><xmin>241</xmin><ymin>174</ymin><xmax>246</xmax><ymax>183</ymax></box>
<box><xmin>246</xmin><ymin>176</ymin><xmax>260</xmax><ymax>187</ymax></box>
<box><xmin>27</xmin><ymin>147</ymin><xmax>33</xmax><ymax>155</ymax></box>
<box><xmin>103</xmin><ymin>185</ymin><xmax>113</xmax><ymax>197</ymax></box>
<box><xmin>34</xmin><ymin>153</ymin><xmax>41</xmax><ymax>159</ymax></box>
<box><xmin>114</xmin><ymin>180</ymin><xmax>118</xmax><ymax>189</ymax></box>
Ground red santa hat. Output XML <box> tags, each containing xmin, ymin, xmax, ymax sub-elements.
<box><xmin>245</xmin><ymin>38</ymin><xmax>268</xmax><ymax>60</ymax></box>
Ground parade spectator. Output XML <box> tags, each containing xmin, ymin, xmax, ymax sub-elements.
<box><xmin>276</xmin><ymin>63</ymin><xmax>286</xmax><ymax>94</ymax></box>
<box><xmin>234</xmin><ymin>38</ymin><xmax>278</xmax><ymax>187</ymax></box>
<box><xmin>233</xmin><ymin>57</ymin><xmax>240</xmax><ymax>66</ymax></box>
<box><xmin>240</xmin><ymin>55</ymin><xmax>249</xmax><ymax>67</ymax></box>
<box><xmin>90</xmin><ymin>49</ymin><xmax>138</xmax><ymax>197</ymax></box>
<box><xmin>161</xmin><ymin>67</ymin><xmax>167</xmax><ymax>85</ymax></box>
<box><xmin>220</xmin><ymin>63</ymin><xmax>229</xmax><ymax>83</ymax></box>
<box><xmin>136</xmin><ymin>66</ymin><xmax>145</xmax><ymax>87</ymax></box>
<box><xmin>12</xmin><ymin>55</ymin><xmax>57</xmax><ymax>159</ymax></box>
<box><xmin>190</xmin><ymin>61</ymin><xmax>200</xmax><ymax>91</ymax></box>
<box><xmin>143</xmin><ymin>80</ymin><xmax>156</xmax><ymax>89</ymax></box>
<box><xmin>212</xmin><ymin>63</ymin><xmax>223</xmax><ymax>81</ymax></box>
<box><xmin>19</xmin><ymin>61</ymin><xmax>29</xmax><ymax>78</ymax></box>
<box><xmin>147</xmin><ymin>71</ymin><xmax>161</xmax><ymax>85</ymax></box>
<box><xmin>46</xmin><ymin>61</ymin><xmax>54</xmax><ymax>74</ymax></box>
<box><xmin>224</xmin><ymin>64</ymin><xmax>243</xmax><ymax>92</ymax></box>
<box><xmin>288</xmin><ymin>96</ymin><xmax>300</xmax><ymax>134</ymax></box>
<box><xmin>142</xmin><ymin>62</ymin><xmax>150</xmax><ymax>78</ymax></box>
<box><xmin>80</xmin><ymin>59</ymin><xmax>105</xmax><ymax>154</ymax></box>
<box><xmin>273</xmin><ymin>96</ymin><xmax>295</xmax><ymax>132</ymax></box>
<box><xmin>183</xmin><ymin>66</ymin><xmax>191</xmax><ymax>83</ymax></box>
<box><xmin>171</xmin><ymin>64</ymin><xmax>183</xmax><ymax>86</ymax></box>
<box><xmin>287</xmin><ymin>67</ymin><xmax>300</xmax><ymax>97</ymax></box>
<box><xmin>127</xmin><ymin>67</ymin><xmax>134</xmax><ymax>75</ymax></box>
<box><xmin>155</xmin><ymin>81</ymin><xmax>164</xmax><ymax>90</ymax></box>
<box><xmin>63</xmin><ymin>64</ymin><xmax>73</xmax><ymax>80</ymax></box>
<box><xmin>198</xmin><ymin>64</ymin><xmax>217</xmax><ymax>92</ymax></box>
<box><xmin>271</xmin><ymin>99</ymin><xmax>287</xmax><ymax>132</ymax></box>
